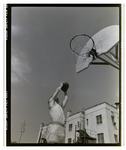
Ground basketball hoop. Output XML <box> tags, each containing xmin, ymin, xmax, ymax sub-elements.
<box><xmin>69</xmin><ymin>26</ymin><xmax>119</xmax><ymax>72</ymax></box>
<box><xmin>70</xmin><ymin>34</ymin><xmax>97</xmax><ymax>71</ymax></box>
<box><xmin>70</xmin><ymin>34</ymin><xmax>97</xmax><ymax>63</ymax></box>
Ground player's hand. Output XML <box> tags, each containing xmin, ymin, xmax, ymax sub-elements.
<box><xmin>58</xmin><ymin>82</ymin><xmax>64</xmax><ymax>90</ymax></box>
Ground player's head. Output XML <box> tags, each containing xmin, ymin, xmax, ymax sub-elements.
<box><xmin>55</xmin><ymin>97</ymin><xmax>59</xmax><ymax>104</ymax></box>
<box><xmin>49</xmin><ymin>96</ymin><xmax>60</xmax><ymax>104</ymax></box>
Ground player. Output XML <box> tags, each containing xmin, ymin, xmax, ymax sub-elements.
<box><xmin>46</xmin><ymin>82</ymin><xmax>69</xmax><ymax>143</ymax></box>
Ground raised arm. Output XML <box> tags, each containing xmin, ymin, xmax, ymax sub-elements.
<box><xmin>52</xmin><ymin>82</ymin><xmax>63</xmax><ymax>99</ymax></box>
<box><xmin>61</xmin><ymin>91</ymin><xmax>68</xmax><ymax>109</ymax></box>
<box><xmin>48</xmin><ymin>82</ymin><xmax>63</xmax><ymax>108</ymax></box>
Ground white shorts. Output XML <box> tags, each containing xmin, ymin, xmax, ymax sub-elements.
<box><xmin>46</xmin><ymin>123</ymin><xmax>65</xmax><ymax>143</ymax></box>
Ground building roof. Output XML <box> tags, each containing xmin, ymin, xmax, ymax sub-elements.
<box><xmin>85</xmin><ymin>101</ymin><xmax>116</xmax><ymax>110</ymax></box>
<box><xmin>68</xmin><ymin>101</ymin><xmax>117</xmax><ymax>117</ymax></box>
<box><xmin>68</xmin><ymin>111</ymin><xmax>84</xmax><ymax>117</ymax></box>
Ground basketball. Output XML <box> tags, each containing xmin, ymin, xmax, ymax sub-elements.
<box><xmin>61</xmin><ymin>82</ymin><xmax>69</xmax><ymax>92</ymax></box>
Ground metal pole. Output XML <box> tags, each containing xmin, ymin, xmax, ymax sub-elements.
<box><xmin>19</xmin><ymin>132</ymin><xmax>22</xmax><ymax>143</ymax></box>
<box><xmin>75</xmin><ymin>125</ymin><xmax>76</xmax><ymax>143</ymax></box>
<box><xmin>37</xmin><ymin>123</ymin><xmax>44</xmax><ymax>143</ymax></box>
<box><xmin>115</xmin><ymin>44</ymin><xmax>119</xmax><ymax>59</ymax></box>
<box><xmin>82</xmin><ymin>108</ymin><xmax>85</xmax><ymax>143</ymax></box>
<box><xmin>19</xmin><ymin>121</ymin><xmax>26</xmax><ymax>143</ymax></box>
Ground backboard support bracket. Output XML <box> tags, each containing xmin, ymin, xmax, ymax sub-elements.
<box><xmin>90</xmin><ymin>42</ymin><xmax>119</xmax><ymax>70</ymax></box>
<box><xmin>96</xmin><ymin>55</ymin><xmax>119</xmax><ymax>70</ymax></box>
<box><xmin>70</xmin><ymin>25</ymin><xmax>120</xmax><ymax>72</ymax></box>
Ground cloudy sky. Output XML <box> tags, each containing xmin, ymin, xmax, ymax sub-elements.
<box><xmin>10</xmin><ymin>5</ymin><xmax>119</xmax><ymax>143</ymax></box>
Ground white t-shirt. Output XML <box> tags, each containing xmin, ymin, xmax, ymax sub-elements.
<box><xmin>49</xmin><ymin>103</ymin><xmax>65</xmax><ymax>125</ymax></box>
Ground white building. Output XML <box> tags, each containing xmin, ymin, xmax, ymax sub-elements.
<box><xmin>37</xmin><ymin>102</ymin><xmax>119</xmax><ymax>144</ymax></box>
<box><xmin>65</xmin><ymin>102</ymin><xmax>119</xmax><ymax>143</ymax></box>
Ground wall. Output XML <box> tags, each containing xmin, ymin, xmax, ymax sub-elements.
<box><xmin>65</xmin><ymin>102</ymin><xmax>119</xmax><ymax>143</ymax></box>
<box><xmin>85</xmin><ymin>103</ymin><xmax>119</xmax><ymax>143</ymax></box>
<box><xmin>65</xmin><ymin>112</ymin><xmax>84</xmax><ymax>143</ymax></box>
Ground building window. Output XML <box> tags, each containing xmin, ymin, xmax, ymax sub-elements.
<box><xmin>111</xmin><ymin>116</ymin><xmax>116</xmax><ymax>126</ymax></box>
<box><xmin>68</xmin><ymin>138</ymin><xmax>71</xmax><ymax>143</ymax></box>
<box><xmin>114</xmin><ymin>134</ymin><xmax>118</xmax><ymax>143</ymax></box>
<box><xmin>111</xmin><ymin>116</ymin><xmax>114</xmax><ymax>123</ymax></box>
<box><xmin>86</xmin><ymin>119</ymin><xmax>88</xmax><ymax>125</ymax></box>
<box><xmin>96</xmin><ymin>115</ymin><xmax>102</xmax><ymax>124</ymax></box>
<box><xmin>69</xmin><ymin>124</ymin><xmax>72</xmax><ymax>131</ymax></box>
<box><xmin>97</xmin><ymin>133</ymin><xmax>104</xmax><ymax>143</ymax></box>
